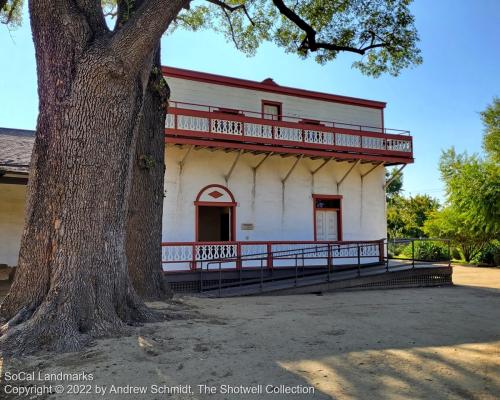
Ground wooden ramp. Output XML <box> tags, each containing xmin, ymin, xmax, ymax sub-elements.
<box><xmin>197</xmin><ymin>264</ymin><xmax>452</xmax><ymax>298</ymax></box>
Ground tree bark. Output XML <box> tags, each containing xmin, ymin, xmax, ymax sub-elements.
<box><xmin>0</xmin><ymin>0</ymin><xmax>186</xmax><ymax>355</ymax></box>
<box><xmin>126</xmin><ymin>45</ymin><xmax>171</xmax><ymax>300</ymax></box>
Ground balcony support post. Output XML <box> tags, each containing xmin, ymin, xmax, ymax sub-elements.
<box><xmin>383</xmin><ymin>164</ymin><xmax>406</xmax><ymax>190</ymax></box>
<box><xmin>179</xmin><ymin>144</ymin><xmax>194</xmax><ymax>170</ymax></box>
<box><xmin>225</xmin><ymin>149</ymin><xmax>244</xmax><ymax>183</ymax></box>
<box><xmin>282</xmin><ymin>154</ymin><xmax>303</xmax><ymax>184</ymax></box>
<box><xmin>311</xmin><ymin>158</ymin><xmax>333</xmax><ymax>176</ymax></box>
<box><xmin>253</xmin><ymin>152</ymin><xmax>273</xmax><ymax>172</ymax></box>
<box><xmin>337</xmin><ymin>159</ymin><xmax>360</xmax><ymax>191</ymax></box>
<box><xmin>360</xmin><ymin>162</ymin><xmax>384</xmax><ymax>179</ymax></box>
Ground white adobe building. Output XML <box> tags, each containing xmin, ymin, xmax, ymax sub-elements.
<box><xmin>0</xmin><ymin>67</ymin><xmax>413</xmax><ymax>274</ymax></box>
<box><xmin>160</xmin><ymin>67</ymin><xmax>413</xmax><ymax>271</ymax></box>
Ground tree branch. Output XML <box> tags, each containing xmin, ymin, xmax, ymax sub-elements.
<box><xmin>111</xmin><ymin>0</ymin><xmax>189</xmax><ymax>72</ymax></box>
<box><xmin>271</xmin><ymin>0</ymin><xmax>387</xmax><ymax>55</ymax></box>
<box><xmin>74</xmin><ymin>0</ymin><xmax>109</xmax><ymax>35</ymax></box>
<box><xmin>206</xmin><ymin>0</ymin><xmax>254</xmax><ymax>25</ymax></box>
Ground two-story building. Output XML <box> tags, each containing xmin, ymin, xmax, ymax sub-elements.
<box><xmin>160</xmin><ymin>67</ymin><xmax>413</xmax><ymax>272</ymax></box>
<box><xmin>0</xmin><ymin>67</ymin><xmax>413</xmax><ymax>277</ymax></box>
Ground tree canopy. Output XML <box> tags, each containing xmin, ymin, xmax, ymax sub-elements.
<box><xmin>2</xmin><ymin>0</ymin><xmax>422</xmax><ymax>77</ymax></box>
<box><xmin>0</xmin><ymin>0</ymin><xmax>22</xmax><ymax>26</ymax></box>
<box><xmin>481</xmin><ymin>97</ymin><xmax>500</xmax><ymax>162</ymax></box>
<box><xmin>388</xmin><ymin>194</ymin><xmax>439</xmax><ymax>238</ymax></box>
<box><xmin>422</xmin><ymin>99</ymin><xmax>500</xmax><ymax>263</ymax></box>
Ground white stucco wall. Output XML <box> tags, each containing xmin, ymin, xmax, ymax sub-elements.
<box><xmin>0</xmin><ymin>149</ymin><xmax>387</xmax><ymax>267</ymax></box>
<box><xmin>0</xmin><ymin>184</ymin><xmax>26</xmax><ymax>266</ymax></box>
<box><xmin>166</xmin><ymin>77</ymin><xmax>383</xmax><ymax>129</ymax></box>
<box><xmin>163</xmin><ymin>146</ymin><xmax>387</xmax><ymax>243</ymax></box>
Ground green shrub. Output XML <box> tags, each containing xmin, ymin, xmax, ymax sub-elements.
<box><xmin>388</xmin><ymin>240</ymin><xmax>409</xmax><ymax>257</ymax></box>
<box><xmin>472</xmin><ymin>242</ymin><xmax>500</xmax><ymax>266</ymax></box>
<box><xmin>451</xmin><ymin>247</ymin><xmax>461</xmax><ymax>261</ymax></box>
<box><xmin>401</xmin><ymin>240</ymin><xmax>450</xmax><ymax>261</ymax></box>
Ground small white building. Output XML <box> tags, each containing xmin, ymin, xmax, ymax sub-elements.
<box><xmin>0</xmin><ymin>67</ymin><xmax>413</xmax><ymax>276</ymax></box>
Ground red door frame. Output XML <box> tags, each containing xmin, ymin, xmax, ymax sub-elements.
<box><xmin>194</xmin><ymin>184</ymin><xmax>237</xmax><ymax>242</ymax></box>
<box><xmin>312</xmin><ymin>194</ymin><xmax>343</xmax><ymax>241</ymax></box>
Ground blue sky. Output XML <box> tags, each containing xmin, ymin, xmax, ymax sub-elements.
<box><xmin>1</xmin><ymin>0</ymin><xmax>499</xmax><ymax>202</ymax></box>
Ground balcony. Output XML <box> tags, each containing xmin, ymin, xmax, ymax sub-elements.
<box><xmin>165</xmin><ymin>101</ymin><xmax>413</xmax><ymax>165</ymax></box>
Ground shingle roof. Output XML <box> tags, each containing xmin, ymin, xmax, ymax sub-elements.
<box><xmin>0</xmin><ymin>127</ymin><xmax>35</xmax><ymax>174</ymax></box>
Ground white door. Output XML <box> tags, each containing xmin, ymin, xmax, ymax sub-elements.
<box><xmin>316</xmin><ymin>210</ymin><xmax>338</xmax><ymax>241</ymax></box>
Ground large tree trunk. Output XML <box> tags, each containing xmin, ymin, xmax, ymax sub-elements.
<box><xmin>126</xmin><ymin>46</ymin><xmax>171</xmax><ymax>300</ymax></box>
<box><xmin>0</xmin><ymin>0</ymin><xmax>185</xmax><ymax>355</ymax></box>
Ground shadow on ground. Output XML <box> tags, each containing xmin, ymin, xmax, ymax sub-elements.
<box><xmin>0</xmin><ymin>266</ymin><xmax>498</xmax><ymax>399</ymax></box>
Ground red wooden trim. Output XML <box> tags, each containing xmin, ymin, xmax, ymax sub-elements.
<box><xmin>194</xmin><ymin>201</ymin><xmax>236</xmax><ymax>207</ymax></box>
<box><xmin>313</xmin><ymin>195</ymin><xmax>343</xmax><ymax>241</ymax></box>
<box><xmin>217</xmin><ymin>107</ymin><xmax>242</xmax><ymax>115</ymax></box>
<box><xmin>162</xmin><ymin>66</ymin><xmax>387</xmax><ymax>109</ymax></box>
<box><xmin>300</xmin><ymin>118</ymin><xmax>323</xmax><ymax>126</ymax></box>
<box><xmin>195</xmin><ymin>184</ymin><xmax>237</xmax><ymax>242</ymax></box>
<box><xmin>168</xmin><ymin>126</ymin><xmax>412</xmax><ymax>156</ymax></box>
<box><xmin>161</xmin><ymin>239</ymin><xmax>383</xmax><ymax>246</ymax></box>
<box><xmin>166</xmin><ymin>137</ymin><xmax>414</xmax><ymax>165</ymax></box>
<box><xmin>195</xmin><ymin>183</ymin><xmax>237</xmax><ymax>203</ymax></box>
<box><xmin>312</xmin><ymin>194</ymin><xmax>343</xmax><ymax>200</ymax></box>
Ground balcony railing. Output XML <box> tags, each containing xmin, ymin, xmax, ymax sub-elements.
<box><xmin>165</xmin><ymin>101</ymin><xmax>413</xmax><ymax>162</ymax></box>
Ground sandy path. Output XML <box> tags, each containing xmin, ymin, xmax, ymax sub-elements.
<box><xmin>1</xmin><ymin>266</ymin><xmax>499</xmax><ymax>400</ymax></box>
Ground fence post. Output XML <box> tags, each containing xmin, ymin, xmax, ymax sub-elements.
<box><xmin>218</xmin><ymin>261</ymin><xmax>222</xmax><ymax>298</ymax></box>
<box><xmin>301</xmin><ymin>249</ymin><xmax>305</xmax><ymax>278</ymax></box>
<box><xmin>191</xmin><ymin>244</ymin><xmax>196</xmax><ymax>271</ymax></box>
<box><xmin>412</xmin><ymin>239</ymin><xmax>415</xmax><ymax>269</ymax></box>
<box><xmin>379</xmin><ymin>240</ymin><xmax>384</xmax><ymax>263</ymax></box>
<box><xmin>448</xmin><ymin>240</ymin><xmax>451</xmax><ymax>268</ymax></box>
<box><xmin>267</xmin><ymin>243</ymin><xmax>273</xmax><ymax>269</ymax></box>
<box><xmin>236</xmin><ymin>243</ymin><xmax>242</xmax><ymax>270</ymax></box>
<box><xmin>386</xmin><ymin>239</ymin><xmax>390</xmax><ymax>272</ymax></box>
<box><xmin>260</xmin><ymin>258</ymin><xmax>264</xmax><ymax>292</ymax></box>
<box><xmin>327</xmin><ymin>243</ymin><xmax>332</xmax><ymax>282</ymax></box>
<box><xmin>295</xmin><ymin>254</ymin><xmax>298</xmax><ymax>287</ymax></box>
<box><xmin>199</xmin><ymin>261</ymin><xmax>203</xmax><ymax>293</ymax></box>
<box><xmin>357</xmin><ymin>244</ymin><xmax>361</xmax><ymax>277</ymax></box>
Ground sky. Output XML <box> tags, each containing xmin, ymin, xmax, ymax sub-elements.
<box><xmin>1</xmin><ymin>0</ymin><xmax>499</xmax><ymax>202</ymax></box>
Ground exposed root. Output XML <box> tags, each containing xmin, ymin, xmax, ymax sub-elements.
<box><xmin>0</xmin><ymin>316</ymin><xmax>92</xmax><ymax>357</ymax></box>
<box><xmin>0</xmin><ymin>290</ymin><xmax>167</xmax><ymax>357</ymax></box>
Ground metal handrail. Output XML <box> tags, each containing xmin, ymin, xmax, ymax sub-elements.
<box><xmin>202</xmin><ymin>241</ymin><xmax>383</xmax><ymax>295</ymax></box>
<box><xmin>198</xmin><ymin>238</ymin><xmax>452</xmax><ymax>296</ymax></box>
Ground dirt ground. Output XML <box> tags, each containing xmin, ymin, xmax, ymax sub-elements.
<box><xmin>1</xmin><ymin>265</ymin><xmax>499</xmax><ymax>400</ymax></box>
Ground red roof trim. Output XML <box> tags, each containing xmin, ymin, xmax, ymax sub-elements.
<box><xmin>162</xmin><ymin>66</ymin><xmax>386</xmax><ymax>110</ymax></box>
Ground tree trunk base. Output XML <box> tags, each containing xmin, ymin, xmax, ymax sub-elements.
<box><xmin>0</xmin><ymin>291</ymin><xmax>162</xmax><ymax>356</ymax></box>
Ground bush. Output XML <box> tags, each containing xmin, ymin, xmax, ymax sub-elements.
<box><xmin>472</xmin><ymin>242</ymin><xmax>500</xmax><ymax>266</ymax></box>
<box><xmin>451</xmin><ymin>247</ymin><xmax>461</xmax><ymax>261</ymax></box>
<box><xmin>388</xmin><ymin>241</ymin><xmax>408</xmax><ymax>257</ymax></box>
<box><xmin>401</xmin><ymin>240</ymin><xmax>450</xmax><ymax>261</ymax></box>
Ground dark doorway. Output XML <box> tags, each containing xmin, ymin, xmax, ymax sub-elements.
<box><xmin>197</xmin><ymin>206</ymin><xmax>232</xmax><ymax>242</ymax></box>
